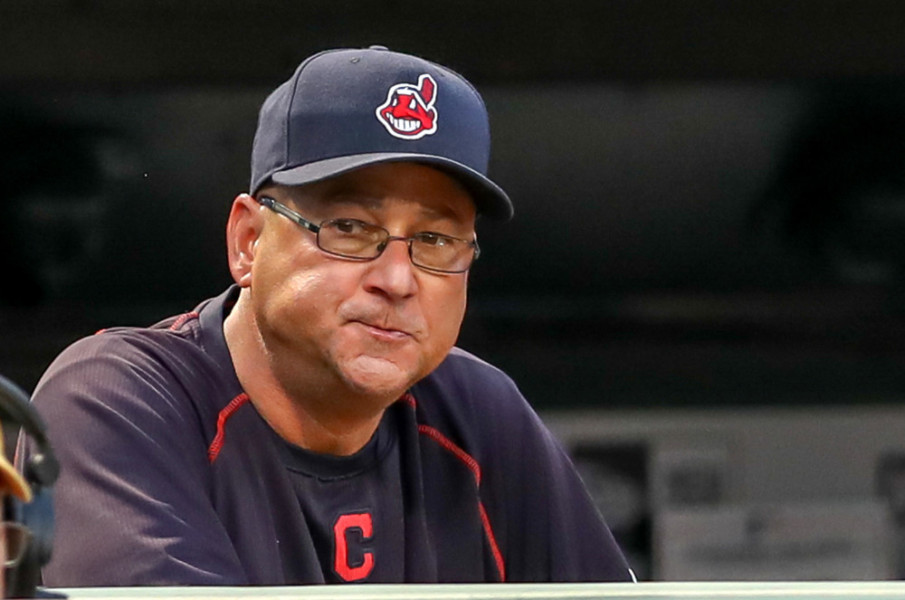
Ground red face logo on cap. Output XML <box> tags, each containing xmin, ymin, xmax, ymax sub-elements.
<box><xmin>376</xmin><ymin>74</ymin><xmax>438</xmax><ymax>140</ymax></box>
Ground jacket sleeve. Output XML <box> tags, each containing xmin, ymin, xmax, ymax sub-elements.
<box><xmin>18</xmin><ymin>333</ymin><xmax>247</xmax><ymax>586</ymax></box>
<box><xmin>448</xmin><ymin>355</ymin><xmax>634</xmax><ymax>582</ymax></box>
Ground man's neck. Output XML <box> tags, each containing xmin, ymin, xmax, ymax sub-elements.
<box><xmin>250</xmin><ymin>386</ymin><xmax>385</xmax><ymax>456</ymax></box>
<box><xmin>223</xmin><ymin>291</ymin><xmax>389</xmax><ymax>456</ymax></box>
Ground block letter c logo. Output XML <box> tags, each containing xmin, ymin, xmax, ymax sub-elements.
<box><xmin>333</xmin><ymin>512</ymin><xmax>374</xmax><ymax>581</ymax></box>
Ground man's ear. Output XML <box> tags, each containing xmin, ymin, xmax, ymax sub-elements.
<box><xmin>226</xmin><ymin>194</ymin><xmax>263</xmax><ymax>288</ymax></box>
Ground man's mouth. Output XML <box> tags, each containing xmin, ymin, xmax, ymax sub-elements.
<box><xmin>353</xmin><ymin>320</ymin><xmax>414</xmax><ymax>340</ymax></box>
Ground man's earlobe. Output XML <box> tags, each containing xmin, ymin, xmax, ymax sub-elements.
<box><xmin>226</xmin><ymin>194</ymin><xmax>262</xmax><ymax>288</ymax></box>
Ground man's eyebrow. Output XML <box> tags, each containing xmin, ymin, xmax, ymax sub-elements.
<box><xmin>323</xmin><ymin>193</ymin><xmax>462</xmax><ymax>221</ymax></box>
<box><xmin>418</xmin><ymin>204</ymin><xmax>462</xmax><ymax>222</ymax></box>
<box><xmin>321</xmin><ymin>191</ymin><xmax>382</xmax><ymax>210</ymax></box>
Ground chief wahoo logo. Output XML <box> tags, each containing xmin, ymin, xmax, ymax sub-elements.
<box><xmin>376</xmin><ymin>74</ymin><xmax>438</xmax><ymax>140</ymax></box>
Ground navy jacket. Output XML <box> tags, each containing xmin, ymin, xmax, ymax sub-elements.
<box><xmin>21</xmin><ymin>286</ymin><xmax>631</xmax><ymax>586</ymax></box>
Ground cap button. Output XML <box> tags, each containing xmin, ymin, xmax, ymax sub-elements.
<box><xmin>368</xmin><ymin>45</ymin><xmax>389</xmax><ymax>51</ymax></box>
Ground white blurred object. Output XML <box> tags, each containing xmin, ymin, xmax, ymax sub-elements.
<box><xmin>655</xmin><ymin>499</ymin><xmax>894</xmax><ymax>581</ymax></box>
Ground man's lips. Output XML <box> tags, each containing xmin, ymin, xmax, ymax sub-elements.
<box><xmin>351</xmin><ymin>320</ymin><xmax>414</xmax><ymax>340</ymax></box>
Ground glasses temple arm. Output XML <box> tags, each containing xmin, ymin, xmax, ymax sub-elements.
<box><xmin>258</xmin><ymin>196</ymin><xmax>320</xmax><ymax>234</ymax></box>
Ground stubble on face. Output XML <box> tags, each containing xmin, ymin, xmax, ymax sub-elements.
<box><xmin>250</xmin><ymin>163</ymin><xmax>474</xmax><ymax>415</ymax></box>
<box><xmin>258</xmin><ymin>256</ymin><xmax>466</xmax><ymax>412</ymax></box>
<box><xmin>332</xmin><ymin>300</ymin><xmax>429</xmax><ymax>391</ymax></box>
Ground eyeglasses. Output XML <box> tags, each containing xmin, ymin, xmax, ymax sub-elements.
<box><xmin>258</xmin><ymin>196</ymin><xmax>480</xmax><ymax>274</ymax></box>
<box><xmin>2</xmin><ymin>522</ymin><xmax>31</xmax><ymax>568</ymax></box>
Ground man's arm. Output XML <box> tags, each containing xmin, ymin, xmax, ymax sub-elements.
<box><xmin>19</xmin><ymin>334</ymin><xmax>247</xmax><ymax>586</ymax></box>
<box><xmin>424</xmin><ymin>351</ymin><xmax>634</xmax><ymax>582</ymax></box>
<box><xmin>489</xmin><ymin>405</ymin><xmax>633</xmax><ymax>582</ymax></box>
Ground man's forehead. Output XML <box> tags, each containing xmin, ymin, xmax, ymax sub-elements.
<box><xmin>270</xmin><ymin>163</ymin><xmax>477</xmax><ymax>218</ymax></box>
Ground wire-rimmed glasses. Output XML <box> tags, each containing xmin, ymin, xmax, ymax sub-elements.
<box><xmin>258</xmin><ymin>196</ymin><xmax>480</xmax><ymax>274</ymax></box>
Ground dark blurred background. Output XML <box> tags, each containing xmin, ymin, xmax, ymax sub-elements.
<box><xmin>9</xmin><ymin>1</ymin><xmax>905</xmax><ymax>582</ymax></box>
<box><xmin>3</xmin><ymin>0</ymin><xmax>905</xmax><ymax>410</ymax></box>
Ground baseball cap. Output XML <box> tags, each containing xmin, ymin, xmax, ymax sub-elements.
<box><xmin>0</xmin><ymin>434</ymin><xmax>31</xmax><ymax>503</ymax></box>
<box><xmin>250</xmin><ymin>46</ymin><xmax>513</xmax><ymax>220</ymax></box>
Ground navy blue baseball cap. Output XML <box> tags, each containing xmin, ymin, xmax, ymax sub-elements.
<box><xmin>250</xmin><ymin>46</ymin><xmax>513</xmax><ymax>220</ymax></box>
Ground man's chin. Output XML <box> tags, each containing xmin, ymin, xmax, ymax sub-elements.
<box><xmin>339</xmin><ymin>356</ymin><xmax>419</xmax><ymax>400</ymax></box>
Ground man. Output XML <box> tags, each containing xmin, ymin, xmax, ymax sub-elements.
<box><xmin>20</xmin><ymin>46</ymin><xmax>633</xmax><ymax>585</ymax></box>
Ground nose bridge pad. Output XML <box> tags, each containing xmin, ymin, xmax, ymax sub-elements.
<box><xmin>380</xmin><ymin>236</ymin><xmax>414</xmax><ymax>264</ymax></box>
<box><xmin>368</xmin><ymin>237</ymin><xmax>418</xmax><ymax>295</ymax></box>
<box><xmin>377</xmin><ymin>236</ymin><xmax>407</xmax><ymax>253</ymax></box>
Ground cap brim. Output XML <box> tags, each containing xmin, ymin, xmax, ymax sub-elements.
<box><xmin>0</xmin><ymin>457</ymin><xmax>31</xmax><ymax>502</ymax></box>
<box><xmin>269</xmin><ymin>153</ymin><xmax>513</xmax><ymax>221</ymax></box>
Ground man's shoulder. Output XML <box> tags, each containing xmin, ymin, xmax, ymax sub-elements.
<box><xmin>34</xmin><ymin>294</ymin><xmax>240</xmax><ymax>418</ymax></box>
<box><xmin>428</xmin><ymin>346</ymin><xmax>518</xmax><ymax>394</ymax></box>
<box><xmin>412</xmin><ymin>346</ymin><xmax>532</xmax><ymax>425</ymax></box>
<box><xmin>50</xmin><ymin>289</ymin><xmax>233</xmax><ymax>376</ymax></box>
<box><xmin>55</xmin><ymin>311</ymin><xmax>207</xmax><ymax>373</ymax></box>
<box><xmin>409</xmin><ymin>347</ymin><xmax>565</xmax><ymax>478</ymax></box>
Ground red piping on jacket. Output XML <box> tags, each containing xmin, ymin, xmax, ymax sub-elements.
<box><xmin>169</xmin><ymin>311</ymin><xmax>200</xmax><ymax>331</ymax></box>
<box><xmin>208</xmin><ymin>393</ymin><xmax>250</xmax><ymax>463</ymax></box>
<box><xmin>208</xmin><ymin>390</ymin><xmax>507</xmax><ymax>580</ymax></box>
<box><xmin>96</xmin><ymin>311</ymin><xmax>200</xmax><ymax>336</ymax></box>
<box><xmin>404</xmin><ymin>394</ymin><xmax>506</xmax><ymax>582</ymax></box>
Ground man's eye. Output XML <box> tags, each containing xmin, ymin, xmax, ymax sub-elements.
<box><xmin>331</xmin><ymin>219</ymin><xmax>367</xmax><ymax>235</ymax></box>
<box><xmin>418</xmin><ymin>232</ymin><xmax>454</xmax><ymax>247</ymax></box>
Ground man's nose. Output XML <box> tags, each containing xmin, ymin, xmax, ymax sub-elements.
<box><xmin>362</xmin><ymin>238</ymin><xmax>418</xmax><ymax>298</ymax></box>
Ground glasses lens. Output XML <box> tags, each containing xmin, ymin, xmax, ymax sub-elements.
<box><xmin>4</xmin><ymin>522</ymin><xmax>30</xmax><ymax>567</ymax></box>
<box><xmin>317</xmin><ymin>219</ymin><xmax>478</xmax><ymax>273</ymax></box>
<box><xmin>411</xmin><ymin>233</ymin><xmax>477</xmax><ymax>273</ymax></box>
<box><xmin>318</xmin><ymin>219</ymin><xmax>387</xmax><ymax>258</ymax></box>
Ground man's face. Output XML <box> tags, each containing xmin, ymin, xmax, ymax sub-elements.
<box><xmin>245</xmin><ymin>162</ymin><xmax>477</xmax><ymax>405</ymax></box>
